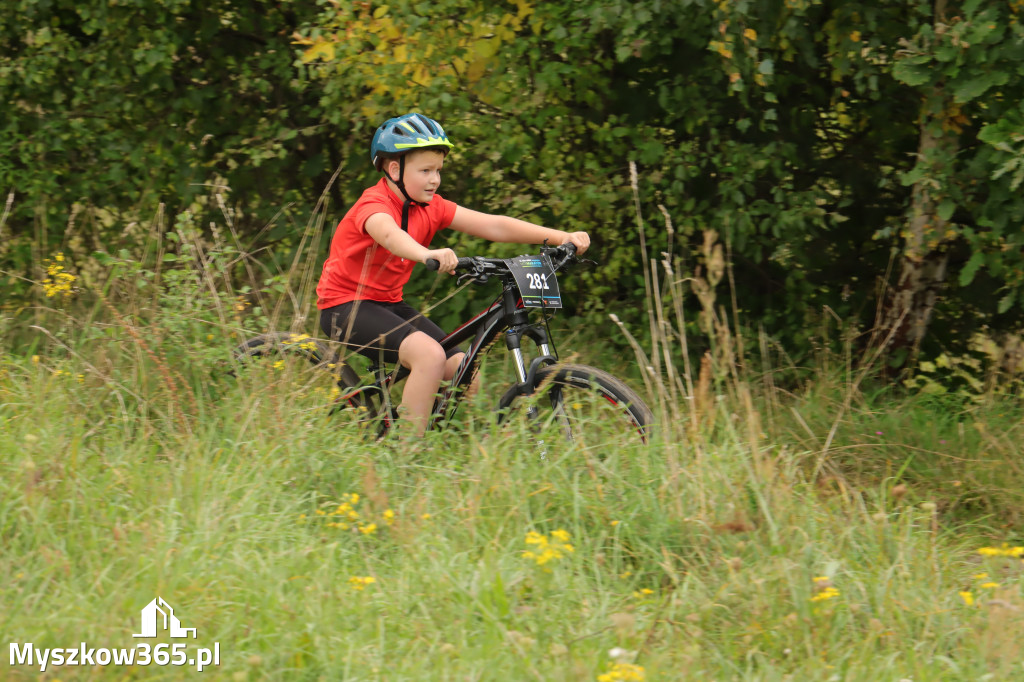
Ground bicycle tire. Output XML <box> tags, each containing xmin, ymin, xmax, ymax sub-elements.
<box><xmin>231</xmin><ymin>332</ymin><xmax>381</xmax><ymax>423</ymax></box>
<box><xmin>496</xmin><ymin>363</ymin><xmax>653</xmax><ymax>448</ymax></box>
<box><xmin>234</xmin><ymin>331</ymin><xmax>338</xmax><ymax>367</ymax></box>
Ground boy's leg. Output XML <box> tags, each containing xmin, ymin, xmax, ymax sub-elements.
<box><xmin>444</xmin><ymin>352</ymin><xmax>480</xmax><ymax>397</ymax></box>
<box><xmin>398</xmin><ymin>331</ymin><xmax>448</xmax><ymax>437</ymax></box>
<box><xmin>322</xmin><ymin>301</ymin><xmax>464</xmax><ymax>437</ymax></box>
<box><xmin>444</xmin><ymin>353</ymin><xmax>462</xmax><ymax>380</ymax></box>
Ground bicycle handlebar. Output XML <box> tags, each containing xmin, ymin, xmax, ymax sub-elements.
<box><xmin>424</xmin><ymin>242</ymin><xmax>578</xmax><ymax>274</ymax></box>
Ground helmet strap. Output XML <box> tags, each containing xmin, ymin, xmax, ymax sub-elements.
<box><xmin>384</xmin><ymin>155</ymin><xmax>428</xmax><ymax>232</ymax></box>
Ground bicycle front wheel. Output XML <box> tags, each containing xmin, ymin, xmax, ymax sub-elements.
<box><xmin>497</xmin><ymin>363</ymin><xmax>653</xmax><ymax>449</ymax></box>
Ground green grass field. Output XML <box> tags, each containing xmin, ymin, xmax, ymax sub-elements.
<box><xmin>3</xmin><ymin>312</ymin><xmax>1023</xmax><ymax>681</ymax></box>
<box><xmin>4</xmin><ymin>234</ymin><xmax>1024</xmax><ymax>680</ymax></box>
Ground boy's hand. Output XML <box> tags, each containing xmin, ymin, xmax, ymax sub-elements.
<box><xmin>561</xmin><ymin>231</ymin><xmax>591</xmax><ymax>255</ymax></box>
<box><xmin>424</xmin><ymin>248</ymin><xmax>458</xmax><ymax>274</ymax></box>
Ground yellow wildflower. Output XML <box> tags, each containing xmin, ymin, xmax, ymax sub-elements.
<box><xmin>810</xmin><ymin>587</ymin><xmax>840</xmax><ymax>602</ymax></box>
<box><xmin>525</xmin><ymin>531</ymin><xmax>547</xmax><ymax>546</ymax></box>
<box><xmin>42</xmin><ymin>253</ymin><xmax>76</xmax><ymax>298</ymax></box>
<box><xmin>959</xmin><ymin>591</ymin><xmax>975</xmax><ymax>606</ymax></box>
<box><xmin>980</xmin><ymin>582</ymin><xmax>999</xmax><ymax>589</ymax></box>
<box><xmin>978</xmin><ymin>544</ymin><xmax>1024</xmax><ymax>558</ymax></box>
<box><xmin>358</xmin><ymin>523</ymin><xmax>377</xmax><ymax>535</ymax></box>
<box><xmin>348</xmin><ymin>576</ymin><xmax>376</xmax><ymax>591</ymax></box>
<box><xmin>597</xmin><ymin>662</ymin><xmax>646</xmax><ymax>682</ymax></box>
<box><xmin>522</xmin><ymin>529</ymin><xmax>574</xmax><ymax>567</ymax></box>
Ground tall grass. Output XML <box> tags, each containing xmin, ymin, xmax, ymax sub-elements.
<box><xmin>2</xmin><ymin>188</ymin><xmax>1023</xmax><ymax>681</ymax></box>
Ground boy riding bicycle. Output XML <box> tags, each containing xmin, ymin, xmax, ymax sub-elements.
<box><xmin>316</xmin><ymin>113</ymin><xmax>590</xmax><ymax>438</ymax></box>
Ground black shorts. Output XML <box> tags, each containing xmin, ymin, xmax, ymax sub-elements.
<box><xmin>319</xmin><ymin>300</ymin><xmax>463</xmax><ymax>365</ymax></box>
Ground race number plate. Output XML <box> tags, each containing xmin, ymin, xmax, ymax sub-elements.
<box><xmin>505</xmin><ymin>254</ymin><xmax>562</xmax><ymax>308</ymax></box>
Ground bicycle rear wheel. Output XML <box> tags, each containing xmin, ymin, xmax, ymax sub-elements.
<box><xmin>231</xmin><ymin>332</ymin><xmax>380</xmax><ymax>426</ymax></box>
<box><xmin>497</xmin><ymin>363</ymin><xmax>653</xmax><ymax>451</ymax></box>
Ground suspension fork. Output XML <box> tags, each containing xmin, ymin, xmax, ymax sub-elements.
<box><xmin>501</xmin><ymin>283</ymin><xmax>555</xmax><ymax>387</ymax></box>
<box><xmin>506</xmin><ymin>325</ymin><xmax>554</xmax><ymax>385</ymax></box>
<box><xmin>505</xmin><ymin>321</ymin><xmax>558</xmax><ymax>425</ymax></box>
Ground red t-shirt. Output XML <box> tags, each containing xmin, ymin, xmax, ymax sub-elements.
<box><xmin>316</xmin><ymin>178</ymin><xmax>458</xmax><ymax>308</ymax></box>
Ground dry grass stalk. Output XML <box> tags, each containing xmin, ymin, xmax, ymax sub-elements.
<box><xmin>97</xmin><ymin>290</ymin><xmax>197</xmax><ymax>438</ymax></box>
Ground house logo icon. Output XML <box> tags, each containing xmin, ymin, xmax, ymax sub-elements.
<box><xmin>133</xmin><ymin>597</ymin><xmax>197</xmax><ymax>639</ymax></box>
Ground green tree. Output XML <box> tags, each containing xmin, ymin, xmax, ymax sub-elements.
<box><xmin>1</xmin><ymin>0</ymin><xmax>328</xmax><ymax>297</ymax></box>
<box><xmin>881</xmin><ymin>0</ymin><xmax>1024</xmax><ymax>361</ymax></box>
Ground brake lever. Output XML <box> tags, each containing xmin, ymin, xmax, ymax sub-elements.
<box><xmin>457</xmin><ymin>263</ymin><xmax>491</xmax><ymax>285</ymax></box>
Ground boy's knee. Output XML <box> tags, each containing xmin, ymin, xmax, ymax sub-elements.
<box><xmin>399</xmin><ymin>332</ymin><xmax>447</xmax><ymax>369</ymax></box>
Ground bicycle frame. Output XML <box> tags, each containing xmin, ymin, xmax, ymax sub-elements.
<box><xmin>358</xmin><ymin>272</ymin><xmax>559</xmax><ymax>431</ymax></box>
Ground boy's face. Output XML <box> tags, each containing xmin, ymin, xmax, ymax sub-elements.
<box><xmin>387</xmin><ymin>149</ymin><xmax>446</xmax><ymax>203</ymax></box>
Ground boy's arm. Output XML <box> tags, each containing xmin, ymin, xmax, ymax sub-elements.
<box><xmin>365</xmin><ymin>212</ymin><xmax>459</xmax><ymax>273</ymax></box>
<box><xmin>448</xmin><ymin>206</ymin><xmax>590</xmax><ymax>254</ymax></box>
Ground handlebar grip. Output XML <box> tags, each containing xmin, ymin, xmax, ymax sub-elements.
<box><xmin>426</xmin><ymin>257</ymin><xmax>475</xmax><ymax>271</ymax></box>
<box><xmin>562</xmin><ymin>242</ymin><xmax>578</xmax><ymax>255</ymax></box>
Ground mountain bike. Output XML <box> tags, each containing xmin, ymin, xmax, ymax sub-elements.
<box><xmin>233</xmin><ymin>243</ymin><xmax>653</xmax><ymax>450</ymax></box>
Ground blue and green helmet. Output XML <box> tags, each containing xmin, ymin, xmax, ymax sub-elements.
<box><xmin>370</xmin><ymin>113</ymin><xmax>455</xmax><ymax>171</ymax></box>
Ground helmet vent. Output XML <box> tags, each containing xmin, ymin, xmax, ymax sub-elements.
<box><xmin>415</xmin><ymin>114</ymin><xmax>437</xmax><ymax>135</ymax></box>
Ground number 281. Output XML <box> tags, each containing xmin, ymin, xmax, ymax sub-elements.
<box><xmin>526</xmin><ymin>273</ymin><xmax>549</xmax><ymax>290</ymax></box>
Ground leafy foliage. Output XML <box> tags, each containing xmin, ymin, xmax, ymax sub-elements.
<box><xmin>3</xmin><ymin>0</ymin><xmax>1024</xmax><ymax>363</ymax></box>
<box><xmin>0</xmin><ymin>0</ymin><xmax>329</xmax><ymax>297</ymax></box>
